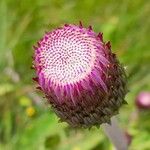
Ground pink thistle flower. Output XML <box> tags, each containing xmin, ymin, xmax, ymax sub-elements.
<box><xmin>33</xmin><ymin>23</ymin><xmax>128</xmax><ymax>128</ymax></box>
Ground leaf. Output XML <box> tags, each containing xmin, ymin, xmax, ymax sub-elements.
<box><xmin>0</xmin><ymin>0</ymin><xmax>7</xmax><ymax>68</ymax></box>
<box><xmin>13</xmin><ymin>112</ymin><xmax>66</xmax><ymax>150</ymax></box>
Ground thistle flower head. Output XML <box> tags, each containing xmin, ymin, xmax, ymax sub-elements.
<box><xmin>33</xmin><ymin>23</ymin><xmax>128</xmax><ymax>128</ymax></box>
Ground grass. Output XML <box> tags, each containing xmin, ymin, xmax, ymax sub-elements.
<box><xmin>0</xmin><ymin>0</ymin><xmax>150</xmax><ymax>150</ymax></box>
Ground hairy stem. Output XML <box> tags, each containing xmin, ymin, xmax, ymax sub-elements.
<box><xmin>101</xmin><ymin>116</ymin><xmax>128</xmax><ymax>150</ymax></box>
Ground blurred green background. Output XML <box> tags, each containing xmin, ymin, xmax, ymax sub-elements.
<box><xmin>0</xmin><ymin>0</ymin><xmax>150</xmax><ymax>150</ymax></box>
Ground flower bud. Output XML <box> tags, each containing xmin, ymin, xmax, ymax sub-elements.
<box><xmin>135</xmin><ymin>92</ymin><xmax>150</xmax><ymax>109</ymax></box>
<box><xmin>33</xmin><ymin>23</ymin><xmax>128</xmax><ymax>128</ymax></box>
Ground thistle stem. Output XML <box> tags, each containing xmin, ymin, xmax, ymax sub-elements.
<box><xmin>101</xmin><ymin>116</ymin><xmax>128</xmax><ymax>150</ymax></box>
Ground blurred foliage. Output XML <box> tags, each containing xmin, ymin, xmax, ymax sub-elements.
<box><xmin>0</xmin><ymin>0</ymin><xmax>150</xmax><ymax>150</ymax></box>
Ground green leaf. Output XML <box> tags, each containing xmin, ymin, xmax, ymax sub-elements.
<box><xmin>13</xmin><ymin>112</ymin><xmax>66</xmax><ymax>150</ymax></box>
